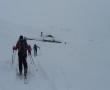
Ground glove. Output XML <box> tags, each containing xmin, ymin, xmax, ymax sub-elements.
<box><xmin>13</xmin><ymin>46</ymin><xmax>16</xmax><ymax>53</ymax></box>
<box><xmin>13</xmin><ymin>46</ymin><xmax>15</xmax><ymax>50</ymax></box>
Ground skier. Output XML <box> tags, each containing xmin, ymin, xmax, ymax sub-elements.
<box><xmin>41</xmin><ymin>32</ymin><xmax>43</xmax><ymax>37</ymax></box>
<box><xmin>13</xmin><ymin>35</ymin><xmax>31</xmax><ymax>78</ymax></box>
<box><xmin>33</xmin><ymin>44</ymin><xmax>40</xmax><ymax>57</ymax></box>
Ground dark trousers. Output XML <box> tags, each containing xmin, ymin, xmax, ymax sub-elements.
<box><xmin>18</xmin><ymin>55</ymin><xmax>28</xmax><ymax>75</ymax></box>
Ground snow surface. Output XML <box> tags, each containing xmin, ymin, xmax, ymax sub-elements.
<box><xmin>0</xmin><ymin>0</ymin><xmax>110</xmax><ymax>90</ymax></box>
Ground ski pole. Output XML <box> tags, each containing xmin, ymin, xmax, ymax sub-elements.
<box><xmin>12</xmin><ymin>50</ymin><xmax>14</xmax><ymax>64</ymax></box>
<box><xmin>29</xmin><ymin>55</ymin><xmax>35</xmax><ymax>65</ymax></box>
<box><xmin>29</xmin><ymin>55</ymin><xmax>38</xmax><ymax>71</ymax></box>
<box><xmin>12</xmin><ymin>50</ymin><xmax>16</xmax><ymax>64</ymax></box>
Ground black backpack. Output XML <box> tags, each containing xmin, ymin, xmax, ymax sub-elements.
<box><xmin>18</xmin><ymin>39</ymin><xmax>27</xmax><ymax>57</ymax></box>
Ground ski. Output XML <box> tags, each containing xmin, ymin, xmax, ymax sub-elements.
<box><xmin>16</xmin><ymin>72</ymin><xmax>29</xmax><ymax>84</ymax></box>
<box><xmin>24</xmin><ymin>77</ymin><xmax>29</xmax><ymax>84</ymax></box>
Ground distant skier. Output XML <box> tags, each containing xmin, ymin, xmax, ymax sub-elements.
<box><xmin>33</xmin><ymin>44</ymin><xmax>40</xmax><ymax>57</ymax></box>
<box><xmin>41</xmin><ymin>32</ymin><xmax>43</xmax><ymax>37</ymax></box>
<box><xmin>13</xmin><ymin>35</ymin><xmax>31</xmax><ymax>78</ymax></box>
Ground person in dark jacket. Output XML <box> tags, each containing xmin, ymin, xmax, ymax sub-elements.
<box><xmin>13</xmin><ymin>35</ymin><xmax>31</xmax><ymax>78</ymax></box>
<box><xmin>33</xmin><ymin>44</ymin><xmax>40</xmax><ymax>57</ymax></box>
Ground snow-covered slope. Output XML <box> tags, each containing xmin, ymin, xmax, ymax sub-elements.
<box><xmin>0</xmin><ymin>21</ymin><xmax>110</xmax><ymax>90</ymax></box>
<box><xmin>0</xmin><ymin>0</ymin><xmax>110</xmax><ymax>90</ymax></box>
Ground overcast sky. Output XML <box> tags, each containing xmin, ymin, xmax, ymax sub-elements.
<box><xmin>0</xmin><ymin>0</ymin><xmax>110</xmax><ymax>31</ymax></box>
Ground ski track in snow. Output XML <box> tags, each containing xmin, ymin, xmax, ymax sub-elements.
<box><xmin>0</xmin><ymin>23</ymin><xmax>110</xmax><ymax>90</ymax></box>
<box><xmin>12</xmin><ymin>55</ymin><xmax>57</xmax><ymax>90</ymax></box>
<box><xmin>34</xmin><ymin>59</ymin><xmax>57</xmax><ymax>90</ymax></box>
<box><xmin>0</xmin><ymin>58</ymin><xmax>55</xmax><ymax>90</ymax></box>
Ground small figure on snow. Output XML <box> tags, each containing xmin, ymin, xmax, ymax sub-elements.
<box><xmin>33</xmin><ymin>44</ymin><xmax>40</xmax><ymax>57</ymax></box>
<box><xmin>41</xmin><ymin>32</ymin><xmax>43</xmax><ymax>37</ymax></box>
